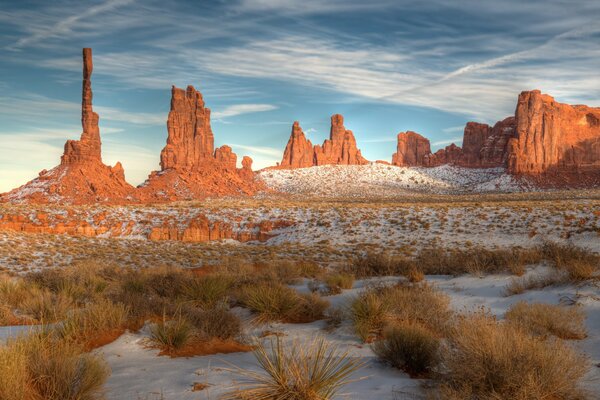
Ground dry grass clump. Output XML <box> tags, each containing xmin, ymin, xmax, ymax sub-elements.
<box><xmin>504</xmin><ymin>272</ymin><xmax>567</xmax><ymax>296</ymax></box>
<box><xmin>322</xmin><ymin>272</ymin><xmax>355</xmax><ymax>294</ymax></box>
<box><xmin>372</xmin><ymin>323</ymin><xmax>439</xmax><ymax>376</ymax></box>
<box><xmin>504</xmin><ymin>302</ymin><xmax>587</xmax><ymax>340</ymax></box>
<box><xmin>437</xmin><ymin>313</ymin><xmax>589</xmax><ymax>400</ymax></box>
<box><xmin>183</xmin><ymin>274</ymin><xmax>233</xmax><ymax>308</ymax></box>
<box><xmin>541</xmin><ymin>242</ymin><xmax>599</xmax><ymax>281</ymax></box>
<box><xmin>350</xmin><ymin>283</ymin><xmax>451</xmax><ymax>342</ymax></box>
<box><xmin>222</xmin><ymin>336</ymin><xmax>363</xmax><ymax>400</ymax></box>
<box><xmin>19</xmin><ymin>290</ymin><xmax>73</xmax><ymax>322</ymax></box>
<box><xmin>59</xmin><ymin>300</ymin><xmax>129</xmax><ymax>349</ymax></box>
<box><xmin>184</xmin><ymin>305</ymin><xmax>242</xmax><ymax>340</ymax></box>
<box><xmin>0</xmin><ymin>332</ymin><xmax>109</xmax><ymax>400</ymax></box>
<box><xmin>149</xmin><ymin>315</ymin><xmax>195</xmax><ymax>352</ymax></box>
<box><xmin>240</xmin><ymin>283</ymin><xmax>329</xmax><ymax>323</ymax></box>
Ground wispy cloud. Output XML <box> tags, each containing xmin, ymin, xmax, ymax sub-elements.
<box><xmin>7</xmin><ymin>0</ymin><xmax>135</xmax><ymax>51</ymax></box>
<box><xmin>213</xmin><ymin>104</ymin><xmax>278</xmax><ymax>119</ymax></box>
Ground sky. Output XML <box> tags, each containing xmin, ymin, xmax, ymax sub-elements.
<box><xmin>0</xmin><ymin>0</ymin><xmax>599</xmax><ymax>192</ymax></box>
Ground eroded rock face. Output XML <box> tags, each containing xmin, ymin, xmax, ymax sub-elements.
<box><xmin>428</xmin><ymin>143</ymin><xmax>463</xmax><ymax>166</ymax></box>
<box><xmin>3</xmin><ymin>48</ymin><xmax>135</xmax><ymax>204</ymax></box>
<box><xmin>139</xmin><ymin>85</ymin><xmax>261</xmax><ymax>201</ymax></box>
<box><xmin>459</xmin><ymin>117</ymin><xmax>516</xmax><ymax>168</ymax></box>
<box><xmin>392</xmin><ymin>131</ymin><xmax>432</xmax><ymax>166</ymax></box>
<box><xmin>279</xmin><ymin>115</ymin><xmax>368</xmax><ymax>168</ymax></box>
<box><xmin>280</xmin><ymin>121</ymin><xmax>314</xmax><ymax>168</ymax></box>
<box><xmin>160</xmin><ymin>85</ymin><xmax>215</xmax><ymax>170</ymax></box>
<box><xmin>508</xmin><ymin>90</ymin><xmax>600</xmax><ymax>175</ymax></box>
<box><xmin>315</xmin><ymin>115</ymin><xmax>368</xmax><ymax>166</ymax></box>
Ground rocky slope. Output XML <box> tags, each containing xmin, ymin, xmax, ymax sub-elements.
<box><xmin>279</xmin><ymin>115</ymin><xmax>368</xmax><ymax>168</ymax></box>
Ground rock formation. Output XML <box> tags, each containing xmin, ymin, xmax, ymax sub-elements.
<box><xmin>2</xmin><ymin>48</ymin><xmax>135</xmax><ymax>204</ymax></box>
<box><xmin>508</xmin><ymin>90</ymin><xmax>600</xmax><ymax>176</ymax></box>
<box><xmin>138</xmin><ymin>85</ymin><xmax>261</xmax><ymax>201</ymax></box>
<box><xmin>460</xmin><ymin>117</ymin><xmax>516</xmax><ymax>168</ymax></box>
<box><xmin>280</xmin><ymin>121</ymin><xmax>315</xmax><ymax>168</ymax></box>
<box><xmin>428</xmin><ymin>143</ymin><xmax>463</xmax><ymax>166</ymax></box>
<box><xmin>279</xmin><ymin>115</ymin><xmax>368</xmax><ymax>168</ymax></box>
<box><xmin>392</xmin><ymin>131</ymin><xmax>432</xmax><ymax>166</ymax></box>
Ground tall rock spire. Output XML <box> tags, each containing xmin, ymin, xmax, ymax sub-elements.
<box><xmin>61</xmin><ymin>48</ymin><xmax>102</xmax><ymax>164</ymax></box>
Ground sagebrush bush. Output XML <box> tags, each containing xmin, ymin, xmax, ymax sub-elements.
<box><xmin>372</xmin><ymin>323</ymin><xmax>439</xmax><ymax>376</ymax></box>
<box><xmin>222</xmin><ymin>336</ymin><xmax>363</xmax><ymax>400</ymax></box>
<box><xmin>505</xmin><ymin>301</ymin><xmax>587</xmax><ymax>340</ymax></box>
<box><xmin>438</xmin><ymin>313</ymin><xmax>589</xmax><ymax>400</ymax></box>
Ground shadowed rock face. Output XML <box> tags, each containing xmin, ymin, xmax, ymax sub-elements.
<box><xmin>279</xmin><ymin>115</ymin><xmax>368</xmax><ymax>168</ymax></box>
<box><xmin>508</xmin><ymin>90</ymin><xmax>600</xmax><ymax>175</ymax></box>
<box><xmin>460</xmin><ymin>117</ymin><xmax>516</xmax><ymax>168</ymax></box>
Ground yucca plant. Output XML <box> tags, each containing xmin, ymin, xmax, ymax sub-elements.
<box><xmin>149</xmin><ymin>314</ymin><xmax>195</xmax><ymax>351</ymax></box>
<box><xmin>222</xmin><ymin>336</ymin><xmax>364</xmax><ymax>400</ymax></box>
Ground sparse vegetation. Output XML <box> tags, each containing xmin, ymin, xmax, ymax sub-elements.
<box><xmin>505</xmin><ymin>301</ymin><xmax>587</xmax><ymax>340</ymax></box>
<box><xmin>372</xmin><ymin>323</ymin><xmax>439</xmax><ymax>376</ymax></box>
<box><xmin>437</xmin><ymin>312</ymin><xmax>589</xmax><ymax>400</ymax></box>
<box><xmin>222</xmin><ymin>336</ymin><xmax>364</xmax><ymax>400</ymax></box>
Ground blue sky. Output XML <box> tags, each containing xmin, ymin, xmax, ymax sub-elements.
<box><xmin>0</xmin><ymin>0</ymin><xmax>599</xmax><ymax>192</ymax></box>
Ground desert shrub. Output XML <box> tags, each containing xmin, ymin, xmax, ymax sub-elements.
<box><xmin>372</xmin><ymin>323</ymin><xmax>439</xmax><ymax>376</ymax></box>
<box><xmin>324</xmin><ymin>306</ymin><xmax>344</xmax><ymax>332</ymax></box>
<box><xmin>183</xmin><ymin>274</ymin><xmax>233</xmax><ymax>308</ymax></box>
<box><xmin>20</xmin><ymin>290</ymin><xmax>73</xmax><ymax>322</ymax></box>
<box><xmin>222</xmin><ymin>336</ymin><xmax>363</xmax><ymax>400</ymax></box>
<box><xmin>405</xmin><ymin>267</ymin><xmax>424</xmax><ymax>283</ymax></box>
<box><xmin>350</xmin><ymin>283</ymin><xmax>451</xmax><ymax>341</ymax></box>
<box><xmin>505</xmin><ymin>301</ymin><xmax>587</xmax><ymax>340</ymax></box>
<box><xmin>349</xmin><ymin>252</ymin><xmax>413</xmax><ymax>278</ymax></box>
<box><xmin>324</xmin><ymin>273</ymin><xmax>355</xmax><ymax>292</ymax></box>
<box><xmin>0</xmin><ymin>332</ymin><xmax>109</xmax><ymax>400</ymax></box>
<box><xmin>438</xmin><ymin>313</ymin><xmax>589</xmax><ymax>400</ymax></box>
<box><xmin>350</xmin><ymin>291</ymin><xmax>390</xmax><ymax>341</ymax></box>
<box><xmin>541</xmin><ymin>241</ymin><xmax>599</xmax><ymax>281</ymax></box>
<box><xmin>385</xmin><ymin>283</ymin><xmax>451</xmax><ymax>335</ymax></box>
<box><xmin>297</xmin><ymin>261</ymin><xmax>324</xmax><ymax>278</ymax></box>
<box><xmin>240</xmin><ymin>283</ymin><xmax>298</xmax><ymax>322</ymax></box>
<box><xmin>240</xmin><ymin>283</ymin><xmax>329</xmax><ymax>323</ymax></box>
<box><xmin>184</xmin><ymin>305</ymin><xmax>241</xmax><ymax>340</ymax></box>
<box><xmin>60</xmin><ymin>300</ymin><xmax>129</xmax><ymax>346</ymax></box>
<box><xmin>504</xmin><ymin>271</ymin><xmax>567</xmax><ymax>296</ymax></box>
<box><xmin>288</xmin><ymin>292</ymin><xmax>329</xmax><ymax>323</ymax></box>
<box><xmin>142</xmin><ymin>267</ymin><xmax>191</xmax><ymax>298</ymax></box>
<box><xmin>149</xmin><ymin>315</ymin><xmax>195</xmax><ymax>351</ymax></box>
<box><xmin>0</xmin><ymin>275</ymin><xmax>38</xmax><ymax>307</ymax></box>
<box><xmin>416</xmin><ymin>246</ymin><xmax>543</xmax><ymax>276</ymax></box>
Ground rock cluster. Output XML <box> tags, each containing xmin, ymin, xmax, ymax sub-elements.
<box><xmin>3</xmin><ymin>48</ymin><xmax>135</xmax><ymax>204</ymax></box>
<box><xmin>3</xmin><ymin>49</ymin><xmax>261</xmax><ymax>204</ymax></box>
<box><xmin>390</xmin><ymin>90</ymin><xmax>600</xmax><ymax>184</ymax></box>
<box><xmin>279</xmin><ymin>115</ymin><xmax>368</xmax><ymax>168</ymax></box>
<box><xmin>138</xmin><ymin>85</ymin><xmax>261</xmax><ymax>201</ymax></box>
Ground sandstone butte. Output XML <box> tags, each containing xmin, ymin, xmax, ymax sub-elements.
<box><xmin>136</xmin><ymin>85</ymin><xmax>261</xmax><ymax>202</ymax></box>
<box><xmin>279</xmin><ymin>114</ymin><xmax>369</xmax><ymax>168</ymax></box>
<box><xmin>0</xmin><ymin>48</ymin><xmax>261</xmax><ymax>205</ymax></box>
<box><xmin>1</xmin><ymin>48</ymin><xmax>136</xmax><ymax>204</ymax></box>
<box><xmin>390</xmin><ymin>90</ymin><xmax>600</xmax><ymax>185</ymax></box>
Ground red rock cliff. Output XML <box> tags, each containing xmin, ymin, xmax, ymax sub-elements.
<box><xmin>508</xmin><ymin>90</ymin><xmax>600</xmax><ymax>175</ymax></box>
<box><xmin>392</xmin><ymin>131</ymin><xmax>432</xmax><ymax>166</ymax></box>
